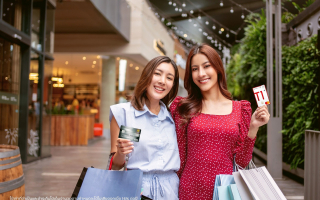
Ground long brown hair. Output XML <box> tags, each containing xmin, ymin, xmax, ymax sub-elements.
<box><xmin>131</xmin><ymin>56</ymin><xmax>179</xmax><ymax>110</ymax></box>
<box><xmin>178</xmin><ymin>44</ymin><xmax>232</xmax><ymax>125</ymax></box>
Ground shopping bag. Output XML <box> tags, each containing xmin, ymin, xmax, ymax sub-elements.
<box><xmin>228</xmin><ymin>184</ymin><xmax>242</xmax><ymax>200</ymax></box>
<box><xmin>218</xmin><ymin>185</ymin><xmax>232</xmax><ymax>200</ymax></box>
<box><xmin>233</xmin><ymin>171</ymin><xmax>254</xmax><ymax>200</ymax></box>
<box><xmin>239</xmin><ymin>166</ymin><xmax>286</xmax><ymax>200</ymax></box>
<box><xmin>72</xmin><ymin>167</ymin><xmax>143</xmax><ymax>198</ymax></box>
<box><xmin>213</xmin><ymin>174</ymin><xmax>235</xmax><ymax>200</ymax></box>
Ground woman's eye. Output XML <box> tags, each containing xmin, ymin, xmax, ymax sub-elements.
<box><xmin>192</xmin><ymin>68</ymin><xmax>197</xmax><ymax>71</ymax></box>
<box><xmin>167</xmin><ymin>77</ymin><xmax>173</xmax><ymax>80</ymax></box>
<box><xmin>155</xmin><ymin>72</ymin><xmax>160</xmax><ymax>75</ymax></box>
<box><xmin>204</xmin><ymin>65</ymin><xmax>210</xmax><ymax>68</ymax></box>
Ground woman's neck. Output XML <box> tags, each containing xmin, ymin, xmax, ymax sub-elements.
<box><xmin>145</xmin><ymin>97</ymin><xmax>161</xmax><ymax>115</ymax></box>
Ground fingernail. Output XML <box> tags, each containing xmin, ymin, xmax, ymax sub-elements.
<box><xmin>130</xmin><ymin>142</ymin><xmax>133</xmax><ymax>145</ymax></box>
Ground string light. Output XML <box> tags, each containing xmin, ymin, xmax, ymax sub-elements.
<box><xmin>179</xmin><ymin>8</ymin><xmax>182</xmax><ymax>12</ymax></box>
<box><xmin>182</xmin><ymin>2</ymin><xmax>186</xmax><ymax>7</ymax></box>
<box><xmin>230</xmin><ymin>7</ymin><xmax>234</xmax><ymax>13</ymax></box>
<box><xmin>226</xmin><ymin>33</ymin><xmax>229</xmax><ymax>38</ymax></box>
<box><xmin>198</xmin><ymin>15</ymin><xmax>201</xmax><ymax>19</ymax></box>
<box><xmin>190</xmin><ymin>10</ymin><xmax>194</xmax><ymax>14</ymax></box>
<box><xmin>212</xmin><ymin>25</ymin><xmax>216</xmax><ymax>30</ymax></box>
<box><xmin>241</xmin><ymin>12</ymin><xmax>245</xmax><ymax>19</ymax></box>
<box><xmin>193</xmin><ymin>23</ymin><xmax>197</xmax><ymax>27</ymax></box>
<box><xmin>175</xmin><ymin>7</ymin><xmax>178</xmax><ymax>11</ymax></box>
<box><xmin>205</xmin><ymin>21</ymin><xmax>209</xmax><ymax>25</ymax></box>
<box><xmin>211</xmin><ymin>40</ymin><xmax>214</xmax><ymax>43</ymax></box>
<box><xmin>220</xmin><ymin>0</ymin><xmax>223</xmax><ymax>7</ymax></box>
<box><xmin>173</xmin><ymin>2</ymin><xmax>176</xmax><ymax>6</ymax></box>
<box><xmin>188</xmin><ymin>18</ymin><xmax>192</xmax><ymax>22</ymax></box>
<box><xmin>198</xmin><ymin>28</ymin><xmax>202</xmax><ymax>32</ymax></box>
<box><xmin>168</xmin><ymin>1</ymin><xmax>172</xmax><ymax>5</ymax></box>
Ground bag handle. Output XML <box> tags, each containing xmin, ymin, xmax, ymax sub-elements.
<box><xmin>233</xmin><ymin>154</ymin><xmax>256</xmax><ymax>172</ymax></box>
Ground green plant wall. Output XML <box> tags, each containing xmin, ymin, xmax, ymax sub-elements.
<box><xmin>226</xmin><ymin>10</ymin><xmax>320</xmax><ymax>169</ymax></box>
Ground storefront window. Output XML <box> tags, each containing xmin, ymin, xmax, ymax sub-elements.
<box><xmin>45</xmin><ymin>3</ymin><xmax>55</xmax><ymax>55</ymax></box>
<box><xmin>0</xmin><ymin>36</ymin><xmax>21</xmax><ymax>145</ymax></box>
<box><xmin>41</xmin><ymin>59</ymin><xmax>53</xmax><ymax>157</ymax></box>
<box><xmin>2</xmin><ymin>0</ymin><xmax>31</xmax><ymax>34</ymax></box>
<box><xmin>27</xmin><ymin>51</ymin><xmax>41</xmax><ymax>161</ymax></box>
<box><xmin>31</xmin><ymin>7</ymin><xmax>41</xmax><ymax>51</ymax></box>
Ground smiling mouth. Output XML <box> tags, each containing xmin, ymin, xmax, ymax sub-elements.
<box><xmin>199</xmin><ymin>78</ymin><xmax>210</xmax><ymax>83</ymax></box>
<box><xmin>154</xmin><ymin>86</ymin><xmax>165</xmax><ymax>92</ymax></box>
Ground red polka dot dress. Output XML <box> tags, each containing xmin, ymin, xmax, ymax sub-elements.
<box><xmin>170</xmin><ymin>96</ymin><xmax>256</xmax><ymax>200</ymax></box>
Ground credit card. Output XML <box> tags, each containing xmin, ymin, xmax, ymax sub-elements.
<box><xmin>119</xmin><ymin>125</ymin><xmax>141</xmax><ymax>142</ymax></box>
<box><xmin>252</xmin><ymin>85</ymin><xmax>270</xmax><ymax>107</ymax></box>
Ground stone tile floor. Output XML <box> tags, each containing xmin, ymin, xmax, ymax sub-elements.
<box><xmin>23</xmin><ymin>138</ymin><xmax>304</xmax><ymax>199</ymax></box>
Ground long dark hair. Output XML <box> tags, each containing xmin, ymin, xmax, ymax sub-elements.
<box><xmin>131</xmin><ymin>56</ymin><xmax>179</xmax><ymax>110</ymax></box>
<box><xmin>178</xmin><ymin>44</ymin><xmax>232</xmax><ymax>125</ymax></box>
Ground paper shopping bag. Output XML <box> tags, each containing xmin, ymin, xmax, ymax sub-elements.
<box><xmin>76</xmin><ymin>167</ymin><xmax>143</xmax><ymax>198</ymax></box>
<box><xmin>239</xmin><ymin>166</ymin><xmax>286</xmax><ymax>200</ymax></box>
<box><xmin>213</xmin><ymin>174</ymin><xmax>235</xmax><ymax>200</ymax></box>
<box><xmin>228</xmin><ymin>184</ymin><xmax>242</xmax><ymax>200</ymax></box>
<box><xmin>233</xmin><ymin>171</ymin><xmax>254</xmax><ymax>200</ymax></box>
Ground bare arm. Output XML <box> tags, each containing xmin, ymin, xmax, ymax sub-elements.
<box><xmin>110</xmin><ymin>116</ymin><xmax>133</xmax><ymax>170</ymax></box>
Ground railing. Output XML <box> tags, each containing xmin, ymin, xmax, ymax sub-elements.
<box><xmin>304</xmin><ymin>130</ymin><xmax>320</xmax><ymax>199</ymax></box>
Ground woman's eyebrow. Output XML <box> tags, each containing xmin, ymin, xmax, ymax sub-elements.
<box><xmin>191</xmin><ymin>61</ymin><xmax>209</xmax><ymax>68</ymax></box>
<box><xmin>156</xmin><ymin>69</ymin><xmax>174</xmax><ymax>77</ymax></box>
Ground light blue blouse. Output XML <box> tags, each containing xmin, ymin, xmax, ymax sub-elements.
<box><xmin>109</xmin><ymin>101</ymin><xmax>180</xmax><ymax>172</ymax></box>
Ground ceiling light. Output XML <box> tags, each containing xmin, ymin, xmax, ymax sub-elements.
<box><xmin>93</xmin><ymin>61</ymin><xmax>96</xmax><ymax>64</ymax></box>
<box><xmin>135</xmin><ymin>66</ymin><xmax>139</xmax><ymax>70</ymax></box>
<box><xmin>230</xmin><ymin>7</ymin><xmax>234</xmax><ymax>13</ymax></box>
<box><xmin>82</xmin><ymin>57</ymin><xmax>86</xmax><ymax>60</ymax></box>
<box><xmin>97</xmin><ymin>55</ymin><xmax>100</xmax><ymax>59</ymax></box>
<box><xmin>65</xmin><ymin>61</ymin><xmax>68</xmax><ymax>65</ymax></box>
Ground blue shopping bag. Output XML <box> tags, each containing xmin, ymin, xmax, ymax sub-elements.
<box><xmin>213</xmin><ymin>174</ymin><xmax>235</xmax><ymax>200</ymax></box>
<box><xmin>77</xmin><ymin>167</ymin><xmax>143</xmax><ymax>198</ymax></box>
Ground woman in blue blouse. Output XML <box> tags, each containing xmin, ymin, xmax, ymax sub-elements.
<box><xmin>109</xmin><ymin>56</ymin><xmax>180</xmax><ymax>200</ymax></box>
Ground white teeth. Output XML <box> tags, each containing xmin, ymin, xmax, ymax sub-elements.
<box><xmin>155</xmin><ymin>87</ymin><xmax>164</xmax><ymax>91</ymax></box>
<box><xmin>199</xmin><ymin>79</ymin><xmax>209</xmax><ymax>83</ymax></box>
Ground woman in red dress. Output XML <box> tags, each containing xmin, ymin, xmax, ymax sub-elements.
<box><xmin>170</xmin><ymin>44</ymin><xmax>270</xmax><ymax>200</ymax></box>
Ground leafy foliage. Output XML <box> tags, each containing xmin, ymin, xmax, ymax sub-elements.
<box><xmin>226</xmin><ymin>10</ymin><xmax>320</xmax><ymax>168</ymax></box>
<box><xmin>282</xmin><ymin>36</ymin><xmax>319</xmax><ymax>169</ymax></box>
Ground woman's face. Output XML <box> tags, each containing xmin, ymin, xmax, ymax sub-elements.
<box><xmin>146</xmin><ymin>62</ymin><xmax>175</xmax><ymax>102</ymax></box>
<box><xmin>191</xmin><ymin>53</ymin><xmax>218</xmax><ymax>92</ymax></box>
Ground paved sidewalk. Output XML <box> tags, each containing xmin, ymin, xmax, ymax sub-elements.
<box><xmin>23</xmin><ymin>138</ymin><xmax>304</xmax><ymax>199</ymax></box>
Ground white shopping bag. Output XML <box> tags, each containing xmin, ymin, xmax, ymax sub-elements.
<box><xmin>233</xmin><ymin>171</ymin><xmax>254</xmax><ymax>200</ymax></box>
<box><xmin>238</xmin><ymin>166</ymin><xmax>287</xmax><ymax>200</ymax></box>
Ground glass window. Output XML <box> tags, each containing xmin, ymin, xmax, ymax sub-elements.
<box><xmin>31</xmin><ymin>7</ymin><xmax>41</xmax><ymax>51</ymax></box>
<box><xmin>45</xmin><ymin>3</ymin><xmax>55</xmax><ymax>55</ymax></box>
<box><xmin>41</xmin><ymin>59</ymin><xmax>53</xmax><ymax>157</ymax></box>
<box><xmin>27</xmin><ymin>51</ymin><xmax>41</xmax><ymax>161</ymax></box>
<box><xmin>2</xmin><ymin>0</ymin><xmax>31</xmax><ymax>34</ymax></box>
<box><xmin>0</xmin><ymin>36</ymin><xmax>21</xmax><ymax>145</ymax></box>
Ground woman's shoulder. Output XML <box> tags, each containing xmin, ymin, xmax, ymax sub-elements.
<box><xmin>110</xmin><ymin>102</ymin><xmax>133</xmax><ymax>111</ymax></box>
<box><xmin>233</xmin><ymin>100</ymin><xmax>252</xmax><ymax>115</ymax></box>
<box><xmin>169</xmin><ymin>96</ymin><xmax>185</xmax><ymax>112</ymax></box>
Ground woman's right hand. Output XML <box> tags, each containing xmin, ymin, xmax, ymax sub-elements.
<box><xmin>116</xmin><ymin>138</ymin><xmax>134</xmax><ymax>156</ymax></box>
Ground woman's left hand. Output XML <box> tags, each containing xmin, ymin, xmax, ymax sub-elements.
<box><xmin>250</xmin><ymin>105</ymin><xmax>270</xmax><ymax>128</ymax></box>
